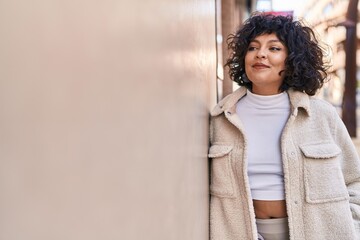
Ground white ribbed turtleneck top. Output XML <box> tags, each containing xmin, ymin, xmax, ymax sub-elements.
<box><xmin>236</xmin><ymin>89</ymin><xmax>290</xmax><ymax>200</ymax></box>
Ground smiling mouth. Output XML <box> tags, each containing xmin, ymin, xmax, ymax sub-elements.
<box><xmin>252</xmin><ymin>63</ymin><xmax>270</xmax><ymax>69</ymax></box>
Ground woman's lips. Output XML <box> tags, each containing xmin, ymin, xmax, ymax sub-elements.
<box><xmin>252</xmin><ymin>63</ymin><xmax>270</xmax><ymax>69</ymax></box>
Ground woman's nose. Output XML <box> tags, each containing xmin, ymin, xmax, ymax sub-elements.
<box><xmin>256</xmin><ymin>49</ymin><xmax>266</xmax><ymax>59</ymax></box>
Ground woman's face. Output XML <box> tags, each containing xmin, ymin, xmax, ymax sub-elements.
<box><xmin>244</xmin><ymin>33</ymin><xmax>288</xmax><ymax>95</ymax></box>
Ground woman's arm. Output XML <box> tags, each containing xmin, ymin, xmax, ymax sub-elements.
<box><xmin>333</xmin><ymin>111</ymin><xmax>360</xmax><ymax>235</ymax></box>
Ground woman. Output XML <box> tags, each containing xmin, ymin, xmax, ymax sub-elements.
<box><xmin>209</xmin><ymin>13</ymin><xmax>360</xmax><ymax>240</ymax></box>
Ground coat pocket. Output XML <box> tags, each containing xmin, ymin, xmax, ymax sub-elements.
<box><xmin>208</xmin><ymin>144</ymin><xmax>235</xmax><ymax>197</ymax></box>
<box><xmin>300</xmin><ymin>142</ymin><xmax>349</xmax><ymax>203</ymax></box>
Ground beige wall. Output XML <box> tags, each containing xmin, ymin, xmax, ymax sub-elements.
<box><xmin>0</xmin><ymin>0</ymin><xmax>216</xmax><ymax>239</ymax></box>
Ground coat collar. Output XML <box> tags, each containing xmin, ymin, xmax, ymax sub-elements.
<box><xmin>210</xmin><ymin>87</ymin><xmax>311</xmax><ymax>117</ymax></box>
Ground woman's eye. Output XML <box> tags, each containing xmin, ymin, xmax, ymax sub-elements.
<box><xmin>270</xmin><ymin>47</ymin><xmax>281</xmax><ymax>51</ymax></box>
<box><xmin>248</xmin><ymin>46</ymin><xmax>257</xmax><ymax>51</ymax></box>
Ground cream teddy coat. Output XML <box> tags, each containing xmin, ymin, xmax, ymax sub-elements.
<box><xmin>209</xmin><ymin>87</ymin><xmax>360</xmax><ymax>240</ymax></box>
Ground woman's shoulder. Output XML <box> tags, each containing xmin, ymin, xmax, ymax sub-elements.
<box><xmin>308</xmin><ymin>96</ymin><xmax>337</xmax><ymax>113</ymax></box>
<box><xmin>287</xmin><ymin>89</ymin><xmax>338</xmax><ymax>119</ymax></box>
<box><xmin>306</xmin><ymin>96</ymin><xmax>342</xmax><ymax>124</ymax></box>
<box><xmin>210</xmin><ymin>87</ymin><xmax>247</xmax><ymax>116</ymax></box>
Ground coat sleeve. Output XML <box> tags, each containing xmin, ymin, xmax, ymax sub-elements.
<box><xmin>333</xmin><ymin>111</ymin><xmax>360</xmax><ymax>236</ymax></box>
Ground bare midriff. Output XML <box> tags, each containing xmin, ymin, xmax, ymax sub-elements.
<box><xmin>253</xmin><ymin>200</ymin><xmax>288</xmax><ymax>219</ymax></box>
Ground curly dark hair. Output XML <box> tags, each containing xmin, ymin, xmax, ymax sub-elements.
<box><xmin>226</xmin><ymin>13</ymin><xmax>329</xmax><ymax>95</ymax></box>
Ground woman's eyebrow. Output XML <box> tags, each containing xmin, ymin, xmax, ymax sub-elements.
<box><xmin>250</xmin><ymin>39</ymin><xmax>281</xmax><ymax>44</ymax></box>
<box><xmin>268</xmin><ymin>39</ymin><xmax>281</xmax><ymax>43</ymax></box>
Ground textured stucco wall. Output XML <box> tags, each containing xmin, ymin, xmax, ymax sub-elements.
<box><xmin>0</xmin><ymin>0</ymin><xmax>216</xmax><ymax>239</ymax></box>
